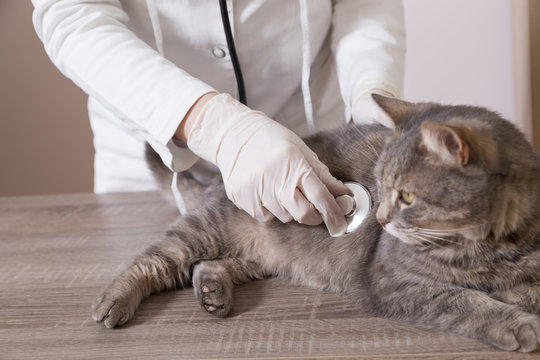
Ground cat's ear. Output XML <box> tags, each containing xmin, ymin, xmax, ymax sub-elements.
<box><xmin>371</xmin><ymin>94</ymin><xmax>416</xmax><ymax>127</ymax></box>
<box><xmin>420</xmin><ymin>121</ymin><xmax>469</xmax><ymax>166</ymax></box>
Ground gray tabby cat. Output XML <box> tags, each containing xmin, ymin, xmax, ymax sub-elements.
<box><xmin>92</xmin><ymin>95</ymin><xmax>540</xmax><ymax>352</ymax></box>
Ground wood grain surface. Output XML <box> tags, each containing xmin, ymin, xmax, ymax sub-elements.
<box><xmin>0</xmin><ymin>192</ymin><xmax>537</xmax><ymax>359</ymax></box>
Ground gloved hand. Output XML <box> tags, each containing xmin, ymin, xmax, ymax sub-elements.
<box><xmin>187</xmin><ymin>93</ymin><xmax>349</xmax><ymax>236</ymax></box>
<box><xmin>351</xmin><ymin>88</ymin><xmax>396</xmax><ymax>128</ymax></box>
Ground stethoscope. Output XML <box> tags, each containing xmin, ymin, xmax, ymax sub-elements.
<box><xmin>218</xmin><ymin>0</ymin><xmax>247</xmax><ymax>105</ymax></box>
<box><xmin>218</xmin><ymin>1</ymin><xmax>371</xmax><ymax>234</ymax></box>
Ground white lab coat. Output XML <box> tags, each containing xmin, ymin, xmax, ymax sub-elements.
<box><xmin>32</xmin><ymin>0</ymin><xmax>405</xmax><ymax>193</ymax></box>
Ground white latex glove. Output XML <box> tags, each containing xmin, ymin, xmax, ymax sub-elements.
<box><xmin>187</xmin><ymin>93</ymin><xmax>349</xmax><ymax>236</ymax></box>
<box><xmin>351</xmin><ymin>89</ymin><xmax>396</xmax><ymax>128</ymax></box>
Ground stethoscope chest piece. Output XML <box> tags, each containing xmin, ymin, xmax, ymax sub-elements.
<box><xmin>335</xmin><ymin>182</ymin><xmax>372</xmax><ymax>234</ymax></box>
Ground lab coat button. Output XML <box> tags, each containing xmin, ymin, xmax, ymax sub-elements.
<box><xmin>212</xmin><ymin>47</ymin><xmax>226</xmax><ymax>58</ymax></box>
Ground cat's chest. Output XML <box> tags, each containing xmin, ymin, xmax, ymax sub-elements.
<box><xmin>383</xmin><ymin>241</ymin><xmax>537</xmax><ymax>292</ymax></box>
<box><xmin>403</xmin><ymin>251</ymin><xmax>536</xmax><ymax>292</ymax></box>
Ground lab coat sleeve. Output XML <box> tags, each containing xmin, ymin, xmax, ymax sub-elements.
<box><xmin>31</xmin><ymin>0</ymin><xmax>215</xmax><ymax>172</ymax></box>
<box><xmin>331</xmin><ymin>0</ymin><xmax>406</xmax><ymax>121</ymax></box>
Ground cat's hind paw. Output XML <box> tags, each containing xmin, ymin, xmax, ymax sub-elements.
<box><xmin>195</xmin><ymin>280</ymin><xmax>232</xmax><ymax>318</ymax></box>
<box><xmin>192</xmin><ymin>260</ymin><xmax>234</xmax><ymax>318</ymax></box>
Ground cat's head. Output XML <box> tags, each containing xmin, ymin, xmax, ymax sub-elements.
<box><xmin>372</xmin><ymin>94</ymin><xmax>539</xmax><ymax>249</ymax></box>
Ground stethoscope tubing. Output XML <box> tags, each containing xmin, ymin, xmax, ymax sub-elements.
<box><xmin>218</xmin><ymin>0</ymin><xmax>247</xmax><ymax>105</ymax></box>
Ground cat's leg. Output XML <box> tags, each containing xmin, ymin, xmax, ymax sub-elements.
<box><xmin>491</xmin><ymin>283</ymin><xmax>540</xmax><ymax>314</ymax></box>
<box><xmin>373</xmin><ymin>285</ymin><xmax>540</xmax><ymax>352</ymax></box>
<box><xmin>192</xmin><ymin>258</ymin><xmax>265</xmax><ymax>318</ymax></box>
<box><xmin>92</xmin><ymin>215</ymin><xmax>227</xmax><ymax>328</ymax></box>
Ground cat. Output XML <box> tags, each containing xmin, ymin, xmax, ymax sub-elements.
<box><xmin>92</xmin><ymin>94</ymin><xmax>540</xmax><ymax>352</ymax></box>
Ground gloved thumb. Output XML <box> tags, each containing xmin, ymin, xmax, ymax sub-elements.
<box><xmin>298</xmin><ymin>170</ymin><xmax>348</xmax><ymax>237</ymax></box>
<box><xmin>318</xmin><ymin>170</ymin><xmax>350</xmax><ymax>198</ymax></box>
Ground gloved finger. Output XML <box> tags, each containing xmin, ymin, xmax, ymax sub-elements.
<box><xmin>265</xmin><ymin>205</ymin><xmax>293</xmax><ymax>223</ymax></box>
<box><xmin>254</xmin><ymin>206</ymin><xmax>275</xmax><ymax>222</ymax></box>
<box><xmin>228</xmin><ymin>187</ymin><xmax>275</xmax><ymax>222</ymax></box>
<box><xmin>298</xmin><ymin>170</ymin><xmax>348</xmax><ymax>237</ymax></box>
<box><xmin>300</xmin><ymin>150</ymin><xmax>350</xmax><ymax>197</ymax></box>
<box><xmin>280</xmin><ymin>187</ymin><xmax>323</xmax><ymax>226</ymax></box>
<box><xmin>244</xmin><ymin>200</ymin><xmax>274</xmax><ymax>222</ymax></box>
<box><xmin>320</xmin><ymin>171</ymin><xmax>350</xmax><ymax>197</ymax></box>
<box><xmin>262</xmin><ymin>198</ymin><xmax>294</xmax><ymax>223</ymax></box>
<box><xmin>309</xmin><ymin>162</ymin><xmax>350</xmax><ymax>198</ymax></box>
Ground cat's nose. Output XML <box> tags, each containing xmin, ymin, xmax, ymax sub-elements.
<box><xmin>377</xmin><ymin>217</ymin><xmax>389</xmax><ymax>227</ymax></box>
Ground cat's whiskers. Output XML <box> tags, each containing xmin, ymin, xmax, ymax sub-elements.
<box><xmin>409</xmin><ymin>234</ymin><xmax>444</xmax><ymax>248</ymax></box>
<box><xmin>415</xmin><ymin>227</ymin><xmax>455</xmax><ymax>238</ymax></box>
<box><xmin>417</xmin><ymin>223</ymin><xmax>490</xmax><ymax>233</ymax></box>
<box><xmin>415</xmin><ymin>231</ymin><xmax>462</xmax><ymax>246</ymax></box>
<box><xmin>415</xmin><ymin>228</ymin><xmax>454</xmax><ymax>234</ymax></box>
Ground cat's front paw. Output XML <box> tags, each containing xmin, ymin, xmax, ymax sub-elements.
<box><xmin>486</xmin><ymin>314</ymin><xmax>540</xmax><ymax>352</ymax></box>
<box><xmin>91</xmin><ymin>285</ymin><xmax>140</xmax><ymax>328</ymax></box>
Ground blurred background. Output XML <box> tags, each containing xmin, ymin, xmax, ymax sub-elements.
<box><xmin>1</xmin><ymin>0</ymin><xmax>539</xmax><ymax>196</ymax></box>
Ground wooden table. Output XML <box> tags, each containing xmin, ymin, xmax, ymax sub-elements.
<box><xmin>0</xmin><ymin>192</ymin><xmax>536</xmax><ymax>359</ymax></box>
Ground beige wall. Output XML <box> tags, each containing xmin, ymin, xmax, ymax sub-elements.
<box><xmin>403</xmin><ymin>0</ymin><xmax>515</xmax><ymax>121</ymax></box>
<box><xmin>0</xmin><ymin>1</ymin><xmax>93</xmax><ymax>196</ymax></box>
<box><xmin>403</xmin><ymin>0</ymin><xmax>538</xmax><ymax>151</ymax></box>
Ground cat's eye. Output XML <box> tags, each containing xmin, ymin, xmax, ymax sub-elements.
<box><xmin>400</xmin><ymin>190</ymin><xmax>415</xmax><ymax>205</ymax></box>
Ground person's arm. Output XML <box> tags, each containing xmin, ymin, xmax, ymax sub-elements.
<box><xmin>176</xmin><ymin>92</ymin><xmax>350</xmax><ymax>235</ymax></box>
<box><xmin>185</xmin><ymin>93</ymin><xmax>350</xmax><ymax>236</ymax></box>
<box><xmin>33</xmin><ymin>1</ymin><xmax>349</xmax><ymax>233</ymax></box>
<box><xmin>331</xmin><ymin>0</ymin><xmax>406</xmax><ymax>125</ymax></box>
<box><xmin>174</xmin><ymin>92</ymin><xmax>217</xmax><ymax>143</ymax></box>
<box><xmin>32</xmin><ymin>0</ymin><xmax>214</xmax><ymax>171</ymax></box>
